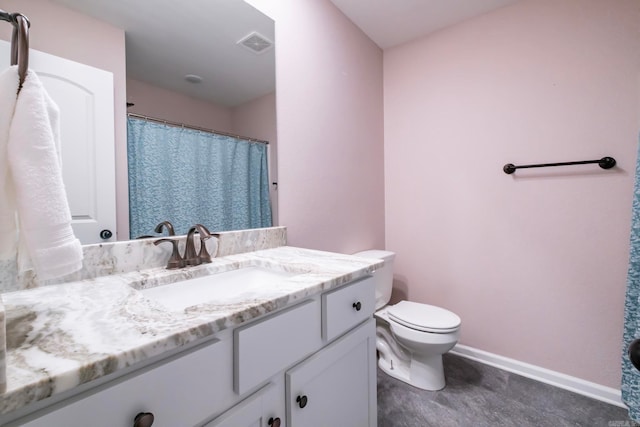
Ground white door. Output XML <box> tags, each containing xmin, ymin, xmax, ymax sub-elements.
<box><xmin>0</xmin><ymin>40</ymin><xmax>116</xmax><ymax>244</ymax></box>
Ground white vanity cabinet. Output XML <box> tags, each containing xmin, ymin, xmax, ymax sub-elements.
<box><xmin>226</xmin><ymin>275</ymin><xmax>377</xmax><ymax>427</ymax></box>
<box><xmin>7</xmin><ymin>275</ymin><xmax>377</xmax><ymax>427</ymax></box>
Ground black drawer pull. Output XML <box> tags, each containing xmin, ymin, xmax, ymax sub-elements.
<box><xmin>353</xmin><ymin>301</ymin><xmax>362</xmax><ymax>311</ymax></box>
<box><xmin>268</xmin><ymin>417</ymin><xmax>281</xmax><ymax>427</ymax></box>
<box><xmin>133</xmin><ymin>412</ymin><xmax>154</xmax><ymax>427</ymax></box>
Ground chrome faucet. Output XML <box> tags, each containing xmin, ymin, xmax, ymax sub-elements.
<box><xmin>154</xmin><ymin>224</ymin><xmax>219</xmax><ymax>269</ymax></box>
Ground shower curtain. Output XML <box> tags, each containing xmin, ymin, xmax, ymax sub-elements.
<box><xmin>623</xmin><ymin>136</ymin><xmax>640</xmax><ymax>421</ymax></box>
<box><xmin>127</xmin><ymin>117</ymin><xmax>272</xmax><ymax>238</ymax></box>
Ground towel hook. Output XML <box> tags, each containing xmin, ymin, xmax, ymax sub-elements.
<box><xmin>1</xmin><ymin>10</ymin><xmax>30</xmax><ymax>91</ymax></box>
<box><xmin>12</xmin><ymin>13</ymin><xmax>30</xmax><ymax>91</ymax></box>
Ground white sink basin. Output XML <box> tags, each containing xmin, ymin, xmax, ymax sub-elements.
<box><xmin>140</xmin><ymin>266</ymin><xmax>297</xmax><ymax>311</ymax></box>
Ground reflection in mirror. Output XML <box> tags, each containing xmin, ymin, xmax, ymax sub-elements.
<box><xmin>127</xmin><ymin>116</ymin><xmax>272</xmax><ymax>237</ymax></box>
<box><xmin>51</xmin><ymin>0</ymin><xmax>277</xmax><ymax>240</ymax></box>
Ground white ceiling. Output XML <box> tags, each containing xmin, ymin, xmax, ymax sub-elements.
<box><xmin>329</xmin><ymin>0</ymin><xmax>521</xmax><ymax>49</ymax></box>
<box><xmin>48</xmin><ymin>0</ymin><xmax>520</xmax><ymax>108</ymax></box>
<box><xmin>51</xmin><ymin>0</ymin><xmax>275</xmax><ymax>107</ymax></box>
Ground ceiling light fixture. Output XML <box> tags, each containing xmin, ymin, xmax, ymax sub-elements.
<box><xmin>184</xmin><ymin>74</ymin><xmax>203</xmax><ymax>84</ymax></box>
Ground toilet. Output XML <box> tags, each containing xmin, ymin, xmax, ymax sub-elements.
<box><xmin>354</xmin><ymin>250</ymin><xmax>461</xmax><ymax>391</ymax></box>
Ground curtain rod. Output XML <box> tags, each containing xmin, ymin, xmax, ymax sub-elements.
<box><xmin>127</xmin><ymin>113</ymin><xmax>269</xmax><ymax>145</ymax></box>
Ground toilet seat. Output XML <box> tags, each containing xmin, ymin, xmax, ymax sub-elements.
<box><xmin>387</xmin><ymin>301</ymin><xmax>461</xmax><ymax>334</ymax></box>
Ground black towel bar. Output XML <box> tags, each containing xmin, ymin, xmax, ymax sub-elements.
<box><xmin>503</xmin><ymin>157</ymin><xmax>616</xmax><ymax>174</ymax></box>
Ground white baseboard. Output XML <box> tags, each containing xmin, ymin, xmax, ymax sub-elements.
<box><xmin>450</xmin><ymin>344</ymin><xmax>626</xmax><ymax>408</ymax></box>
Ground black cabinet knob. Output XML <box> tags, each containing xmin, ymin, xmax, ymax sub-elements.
<box><xmin>99</xmin><ymin>229</ymin><xmax>113</xmax><ymax>240</ymax></box>
<box><xmin>353</xmin><ymin>301</ymin><xmax>362</xmax><ymax>311</ymax></box>
<box><xmin>296</xmin><ymin>395</ymin><xmax>308</xmax><ymax>409</ymax></box>
<box><xmin>268</xmin><ymin>417</ymin><xmax>281</xmax><ymax>427</ymax></box>
<box><xmin>629</xmin><ymin>339</ymin><xmax>640</xmax><ymax>371</ymax></box>
<box><xmin>133</xmin><ymin>412</ymin><xmax>154</xmax><ymax>427</ymax></box>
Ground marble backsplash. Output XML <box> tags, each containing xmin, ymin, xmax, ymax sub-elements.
<box><xmin>0</xmin><ymin>226</ymin><xmax>287</xmax><ymax>293</ymax></box>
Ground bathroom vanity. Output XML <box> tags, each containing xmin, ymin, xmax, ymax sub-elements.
<box><xmin>0</xmin><ymin>228</ymin><xmax>382</xmax><ymax>427</ymax></box>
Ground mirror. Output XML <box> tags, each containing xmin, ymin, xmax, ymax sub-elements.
<box><xmin>50</xmin><ymin>0</ymin><xmax>277</xmax><ymax>240</ymax></box>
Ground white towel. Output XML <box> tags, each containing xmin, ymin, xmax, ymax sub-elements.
<box><xmin>7</xmin><ymin>69</ymin><xmax>83</xmax><ymax>280</ymax></box>
<box><xmin>0</xmin><ymin>66</ymin><xmax>19</xmax><ymax>259</ymax></box>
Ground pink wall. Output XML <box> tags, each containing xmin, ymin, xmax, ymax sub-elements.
<box><xmin>126</xmin><ymin>78</ymin><xmax>233</xmax><ymax>131</ymax></box>
<box><xmin>0</xmin><ymin>0</ymin><xmax>128</xmax><ymax>239</ymax></box>
<box><xmin>232</xmin><ymin>92</ymin><xmax>277</xmax><ymax>145</ymax></box>
<box><xmin>254</xmin><ymin>0</ymin><xmax>386</xmax><ymax>253</ymax></box>
<box><xmin>384</xmin><ymin>0</ymin><xmax>640</xmax><ymax>388</ymax></box>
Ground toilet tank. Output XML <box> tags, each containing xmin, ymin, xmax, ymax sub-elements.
<box><xmin>353</xmin><ymin>250</ymin><xmax>396</xmax><ymax>310</ymax></box>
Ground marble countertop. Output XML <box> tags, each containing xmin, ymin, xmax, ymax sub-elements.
<box><xmin>0</xmin><ymin>246</ymin><xmax>382</xmax><ymax>416</ymax></box>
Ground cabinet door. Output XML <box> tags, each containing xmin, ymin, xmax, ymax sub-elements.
<box><xmin>204</xmin><ymin>382</ymin><xmax>283</xmax><ymax>427</ymax></box>
<box><xmin>286</xmin><ymin>318</ymin><xmax>376</xmax><ymax>427</ymax></box>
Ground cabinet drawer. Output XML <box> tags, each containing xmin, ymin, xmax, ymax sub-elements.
<box><xmin>19</xmin><ymin>339</ymin><xmax>234</xmax><ymax>427</ymax></box>
<box><xmin>322</xmin><ymin>276</ymin><xmax>375</xmax><ymax>341</ymax></box>
<box><xmin>234</xmin><ymin>299</ymin><xmax>321</xmax><ymax>394</ymax></box>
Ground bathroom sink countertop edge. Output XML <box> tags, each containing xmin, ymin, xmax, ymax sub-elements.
<box><xmin>0</xmin><ymin>246</ymin><xmax>382</xmax><ymax>416</ymax></box>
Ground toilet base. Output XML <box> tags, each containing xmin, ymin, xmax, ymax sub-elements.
<box><xmin>378</xmin><ymin>352</ymin><xmax>446</xmax><ymax>391</ymax></box>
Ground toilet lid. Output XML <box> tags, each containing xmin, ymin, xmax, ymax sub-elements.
<box><xmin>387</xmin><ymin>301</ymin><xmax>461</xmax><ymax>333</ymax></box>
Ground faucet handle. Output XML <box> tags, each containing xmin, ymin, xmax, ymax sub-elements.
<box><xmin>192</xmin><ymin>224</ymin><xmax>216</xmax><ymax>264</ymax></box>
<box><xmin>154</xmin><ymin>238</ymin><xmax>185</xmax><ymax>269</ymax></box>
<box><xmin>201</xmin><ymin>233</ymin><xmax>221</xmax><ymax>262</ymax></box>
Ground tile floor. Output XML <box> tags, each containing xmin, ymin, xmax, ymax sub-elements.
<box><xmin>377</xmin><ymin>354</ymin><xmax>633</xmax><ymax>427</ymax></box>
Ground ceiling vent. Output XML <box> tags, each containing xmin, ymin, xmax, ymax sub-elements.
<box><xmin>237</xmin><ymin>32</ymin><xmax>273</xmax><ymax>54</ymax></box>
